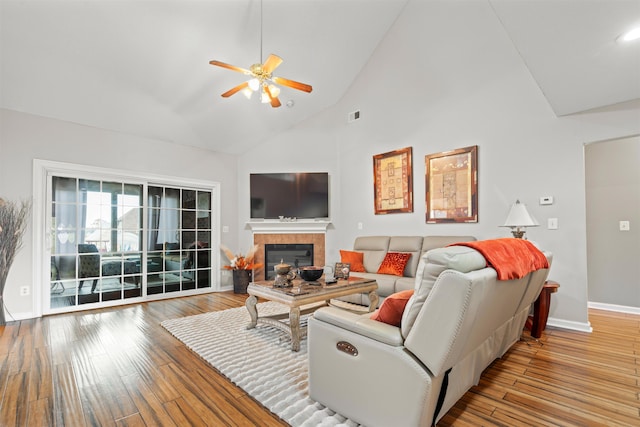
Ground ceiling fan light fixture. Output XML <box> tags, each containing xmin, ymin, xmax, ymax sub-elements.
<box><xmin>242</xmin><ymin>87</ymin><xmax>254</xmax><ymax>99</ymax></box>
<box><xmin>268</xmin><ymin>84</ymin><xmax>280</xmax><ymax>97</ymax></box>
<box><xmin>248</xmin><ymin>78</ymin><xmax>260</xmax><ymax>91</ymax></box>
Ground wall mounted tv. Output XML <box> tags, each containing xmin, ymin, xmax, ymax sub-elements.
<box><xmin>250</xmin><ymin>172</ymin><xmax>330</xmax><ymax>220</ymax></box>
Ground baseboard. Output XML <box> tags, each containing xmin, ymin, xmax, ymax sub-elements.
<box><xmin>546</xmin><ymin>317</ymin><xmax>593</xmax><ymax>333</ymax></box>
<box><xmin>3</xmin><ymin>311</ymin><xmax>37</xmax><ymax>322</ymax></box>
<box><xmin>588</xmin><ymin>301</ymin><xmax>640</xmax><ymax>315</ymax></box>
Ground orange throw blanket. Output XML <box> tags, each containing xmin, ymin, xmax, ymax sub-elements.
<box><xmin>450</xmin><ymin>238</ymin><xmax>549</xmax><ymax>280</ymax></box>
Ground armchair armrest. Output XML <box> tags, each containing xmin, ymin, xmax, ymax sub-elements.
<box><xmin>313</xmin><ymin>306</ymin><xmax>404</xmax><ymax>346</ymax></box>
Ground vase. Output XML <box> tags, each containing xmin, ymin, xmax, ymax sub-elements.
<box><xmin>232</xmin><ymin>269</ymin><xmax>252</xmax><ymax>294</ymax></box>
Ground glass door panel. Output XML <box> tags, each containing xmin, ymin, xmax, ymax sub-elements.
<box><xmin>147</xmin><ymin>185</ymin><xmax>213</xmax><ymax>295</ymax></box>
<box><xmin>50</xmin><ymin>176</ymin><xmax>144</xmax><ymax>309</ymax></box>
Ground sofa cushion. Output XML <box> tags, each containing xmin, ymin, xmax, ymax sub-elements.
<box><xmin>353</xmin><ymin>236</ymin><xmax>390</xmax><ymax>273</ymax></box>
<box><xmin>394</xmin><ymin>277</ymin><xmax>416</xmax><ymax>293</ymax></box>
<box><xmin>377</xmin><ymin>252</ymin><xmax>412</xmax><ymax>276</ymax></box>
<box><xmin>350</xmin><ymin>272</ymin><xmax>398</xmax><ymax>303</ymax></box>
<box><xmin>388</xmin><ymin>236</ymin><xmax>424</xmax><ymax>276</ymax></box>
<box><xmin>400</xmin><ymin>245</ymin><xmax>487</xmax><ymax>338</ymax></box>
<box><xmin>339</xmin><ymin>250</ymin><xmax>366</xmax><ymax>272</ymax></box>
<box><xmin>370</xmin><ymin>290</ymin><xmax>414</xmax><ymax>326</ymax></box>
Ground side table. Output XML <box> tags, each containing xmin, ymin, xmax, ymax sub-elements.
<box><xmin>528</xmin><ymin>280</ymin><xmax>560</xmax><ymax>338</ymax></box>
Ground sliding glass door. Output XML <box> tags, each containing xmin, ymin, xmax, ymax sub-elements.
<box><xmin>46</xmin><ymin>170</ymin><xmax>216</xmax><ymax>313</ymax></box>
<box><xmin>147</xmin><ymin>185</ymin><xmax>211</xmax><ymax>295</ymax></box>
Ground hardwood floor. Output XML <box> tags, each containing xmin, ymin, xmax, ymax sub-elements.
<box><xmin>0</xmin><ymin>292</ymin><xmax>638</xmax><ymax>426</ymax></box>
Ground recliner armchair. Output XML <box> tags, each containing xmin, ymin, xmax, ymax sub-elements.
<box><xmin>308</xmin><ymin>244</ymin><xmax>552</xmax><ymax>426</ymax></box>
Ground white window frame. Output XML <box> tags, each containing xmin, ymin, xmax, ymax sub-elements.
<box><xmin>33</xmin><ymin>159</ymin><xmax>222</xmax><ymax>317</ymax></box>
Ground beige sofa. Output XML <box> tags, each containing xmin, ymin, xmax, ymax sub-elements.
<box><xmin>338</xmin><ymin>235</ymin><xmax>476</xmax><ymax>307</ymax></box>
<box><xmin>309</xmin><ymin>244</ymin><xmax>552</xmax><ymax>426</ymax></box>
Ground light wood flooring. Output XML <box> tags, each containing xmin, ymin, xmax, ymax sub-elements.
<box><xmin>0</xmin><ymin>292</ymin><xmax>638</xmax><ymax>426</ymax></box>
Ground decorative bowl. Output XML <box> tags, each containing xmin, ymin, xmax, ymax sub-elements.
<box><xmin>298</xmin><ymin>266</ymin><xmax>324</xmax><ymax>282</ymax></box>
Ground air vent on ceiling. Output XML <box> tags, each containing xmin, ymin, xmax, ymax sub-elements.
<box><xmin>348</xmin><ymin>110</ymin><xmax>361</xmax><ymax>123</ymax></box>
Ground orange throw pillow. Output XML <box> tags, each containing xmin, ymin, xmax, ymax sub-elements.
<box><xmin>370</xmin><ymin>290</ymin><xmax>415</xmax><ymax>326</ymax></box>
<box><xmin>377</xmin><ymin>252</ymin><xmax>411</xmax><ymax>276</ymax></box>
<box><xmin>339</xmin><ymin>250</ymin><xmax>365</xmax><ymax>272</ymax></box>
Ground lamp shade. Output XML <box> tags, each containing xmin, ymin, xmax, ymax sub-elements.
<box><xmin>501</xmin><ymin>200</ymin><xmax>538</xmax><ymax>227</ymax></box>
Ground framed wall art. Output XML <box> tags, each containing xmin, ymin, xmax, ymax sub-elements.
<box><xmin>373</xmin><ymin>146</ymin><xmax>413</xmax><ymax>214</ymax></box>
<box><xmin>425</xmin><ymin>145</ymin><xmax>478</xmax><ymax>223</ymax></box>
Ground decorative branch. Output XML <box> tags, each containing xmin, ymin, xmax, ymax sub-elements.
<box><xmin>0</xmin><ymin>197</ymin><xmax>31</xmax><ymax>323</ymax></box>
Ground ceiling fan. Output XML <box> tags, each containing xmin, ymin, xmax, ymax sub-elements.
<box><xmin>209</xmin><ymin>0</ymin><xmax>311</xmax><ymax>108</ymax></box>
<box><xmin>209</xmin><ymin>54</ymin><xmax>313</xmax><ymax>108</ymax></box>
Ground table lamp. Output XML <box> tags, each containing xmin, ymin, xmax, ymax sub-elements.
<box><xmin>501</xmin><ymin>200</ymin><xmax>538</xmax><ymax>239</ymax></box>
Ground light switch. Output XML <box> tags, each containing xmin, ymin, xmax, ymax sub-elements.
<box><xmin>357</xmin><ymin>222</ymin><xmax>363</xmax><ymax>230</ymax></box>
<box><xmin>222</xmin><ymin>225</ymin><xmax>229</xmax><ymax>233</ymax></box>
<box><xmin>548</xmin><ymin>218</ymin><xmax>558</xmax><ymax>230</ymax></box>
<box><xmin>619</xmin><ymin>221</ymin><xmax>630</xmax><ymax>231</ymax></box>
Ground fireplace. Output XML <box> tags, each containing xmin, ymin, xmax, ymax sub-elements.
<box><xmin>264</xmin><ymin>244</ymin><xmax>314</xmax><ymax>280</ymax></box>
<box><xmin>252</xmin><ymin>232</ymin><xmax>326</xmax><ymax>280</ymax></box>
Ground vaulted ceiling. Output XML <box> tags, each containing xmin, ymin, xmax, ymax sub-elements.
<box><xmin>1</xmin><ymin>0</ymin><xmax>639</xmax><ymax>155</ymax></box>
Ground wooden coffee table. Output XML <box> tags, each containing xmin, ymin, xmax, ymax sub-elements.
<box><xmin>246</xmin><ymin>276</ymin><xmax>378</xmax><ymax>351</ymax></box>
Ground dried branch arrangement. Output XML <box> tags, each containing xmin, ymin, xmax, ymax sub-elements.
<box><xmin>0</xmin><ymin>197</ymin><xmax>31</xmax><ymax>325</ymax></box>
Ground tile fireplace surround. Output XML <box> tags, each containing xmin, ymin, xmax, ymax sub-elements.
<box><xmin>248</xmin><ymin>221</ymin><xmax>329</xmax><ymax>281</ymax></box>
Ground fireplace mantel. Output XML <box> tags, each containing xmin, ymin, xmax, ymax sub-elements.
<box><xmin>246</xmin><ymin>220</ymin><xmax>331</xmax><ymax>233</ymax></box>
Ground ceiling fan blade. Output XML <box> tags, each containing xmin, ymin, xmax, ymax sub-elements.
<box><xmin>264</xmin><ymin>85</ymin><xmax>282</xmax><ymax>108</ymax></box>
<box><xmin>270</xmin><ymin>95</ymin><xmax>282</xmax><ymax>108</ymax></box>
<box><xmin>262</xmin><ymin>54</ymin><xmax>283</xmax><ymax>74</ymax></box>
<box><xmin>272</xmin><ymin>76</ymin><xmax>313</xmax><ymax>93</ymax></box>
<box><xmin>221</xmin><ymin>81</ymin><xmax>249</xmax><ymax>98</ymax></box>
<box><xmin>209</xmin><ymin>60</ymin><xmax>251</xmax><ymax>75</ymax></box>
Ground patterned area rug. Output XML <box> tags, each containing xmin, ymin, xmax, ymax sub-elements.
<box><xmin>161</xmin><ymin>302</ymin><xmax>359</xmax><ymax>427</ymax></box>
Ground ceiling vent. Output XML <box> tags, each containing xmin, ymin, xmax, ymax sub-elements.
<box><xmin>348</xmin><ymin>110</ymin><xmax>361</xmax><ymax>123</ymax></box>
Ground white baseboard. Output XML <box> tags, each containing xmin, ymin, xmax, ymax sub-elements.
<box><xmin>588</xmin><ymin>301</ymin><xmax>640</xmax><ymax>315</ymax></box>
<box><xmin>3</xmin><ymin>311</ymin><xmax>36</xmax><ymax>322</ymax></box>
<box><xmin>546</xmin><ymin>317</ymin><xmax>593</xmax><ymax>333</ymax></box>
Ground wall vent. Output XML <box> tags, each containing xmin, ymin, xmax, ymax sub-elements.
<box><xmin>348</xmin><ymin>110</ymin><xmax>361</xmax><ymax>123</ymax></box>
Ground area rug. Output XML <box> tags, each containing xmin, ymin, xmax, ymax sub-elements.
<box><xmin>161</xmin><ymin>301</ymin><xmax>360</xmax><ymax>427</ymax></box>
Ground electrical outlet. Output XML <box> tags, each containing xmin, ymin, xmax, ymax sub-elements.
<box><xmin>357</xmin><ymin>222</ymin><xmax>363</xmax><ymax>230</ymax></box>
<box><xmin>20</xmin><ymin>286</ymin><xmax>30</xmax><ymax>296</ymax></box>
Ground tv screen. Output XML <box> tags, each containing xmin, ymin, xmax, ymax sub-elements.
<box><xmin>250</xmin><ymin>173</ymin><xmax>329</xmax><ymax>219</ymax></box>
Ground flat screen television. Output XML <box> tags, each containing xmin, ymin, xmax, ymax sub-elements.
<box><xmin>250</xmin><ymin>172</ymin><xmax>329</xmax><ymax>219</ymax></box>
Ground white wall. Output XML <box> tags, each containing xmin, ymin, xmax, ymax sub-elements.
<box><xmin>238</xmin><ymin>1</ymin><xmax>640</xmax><ymax>330</ymax></box>
<box><xmin>0</xmin><ymin>108</ymin><xmax>239</xmax><ymax>320</ymax></box>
